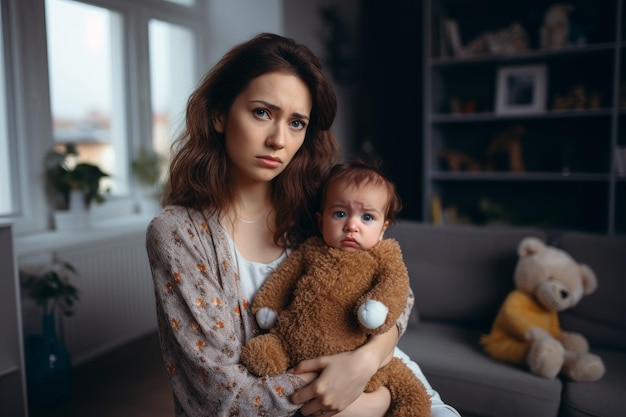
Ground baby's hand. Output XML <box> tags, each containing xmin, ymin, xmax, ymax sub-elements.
<box><xmin>255</xmin><ymin>307</ymin><xmax>278</xmax><ymax>329</ymax></box>
<box><xmin>357</xmin><ymin>300</ymin><xmax>388</xmax><ymax>330</ymax></box>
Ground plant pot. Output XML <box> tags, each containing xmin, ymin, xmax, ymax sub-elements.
<box><xmin>54</xmin><ymin>190</ymin><xmax>90</xmax><ymax>230</ymax></box>
<box><xmin>53</xmin><ymin>210</ymin><xmax>90</xmax><ymax>230</ymax></box>
<box><xmin>25</xmin><ymin>313</ymin><xmax>73</xmax><ymax>406</ymax></box>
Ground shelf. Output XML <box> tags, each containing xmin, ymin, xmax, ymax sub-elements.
<box><xmin>431</xmin><ymin>43</ymin><xmax>617</xmax><ymax>67</ymax></box>
<box><xmin>431</xmin><ymin>109</ymin><xmax>613</xmax><ymax>123</ymax></box>
<box><xmin>431</xmin><ymin>172</ymin><xmax>611</xmax><ymax>182</ymax></box>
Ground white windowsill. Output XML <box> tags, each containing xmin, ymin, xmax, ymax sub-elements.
<box><xmin>14</xmin><ymin>213</ymin><xmax>154</xmax><ymax>258</ymax></box>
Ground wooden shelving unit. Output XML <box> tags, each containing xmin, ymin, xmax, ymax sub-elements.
<box><xmin>423</xmin><ymin>0</ymin><xmax>626</xmax><ymax>234</ymax></box>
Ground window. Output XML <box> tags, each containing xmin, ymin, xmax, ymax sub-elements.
<box><xmin>149</xmin><ymin>19</ymin><xmax>196</xmax><ymax>160</ymax></box>
<box><xmin>45</xmin><ymin>0</ymin><xmax>127</xmax><ymax>196</ymax></box>
<box><xmin>5</xmin><ymin>0</ymin><xmax>208</xmax><ymax>234</ymax></box>
<box><xmin>0</xmin><ymin>4</ymin><xmax>13</xmax><ymax>216</ymax></box>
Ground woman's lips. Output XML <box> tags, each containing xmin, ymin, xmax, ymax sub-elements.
<box><xmin>257</xmin><ymin>155</ymin><xmax>282</xmax><ymax>168</ymax></box>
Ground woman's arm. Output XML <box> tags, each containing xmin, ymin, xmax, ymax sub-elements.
<box><xmin>290</xmin><ymin>325</ymin><xmax>398</xmax><ymax>415</ymax></box>
<box><xmin>147</xmin><ymin>209</ymin><xmax>305</xmax><ymax>416</ymax></box>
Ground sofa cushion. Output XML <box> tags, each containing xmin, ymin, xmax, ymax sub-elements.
<box><xmin>559</xmin><ymin>347</ymin><xmax>626</xmax><ymax>417</ymax></box>
<box><xmin>398</xmin><ymin>321</ymin><xmax>562</xmax><ymax>417</ymax></box>
<box><xmin>558</xmin><ymin>232</ymin><xmax>626</xmax><ymax>350</ymax></box>
<box><xmin>387</xmin><ymin>222</ymin><xmax>546</xmax><ymax>326</ymax></box>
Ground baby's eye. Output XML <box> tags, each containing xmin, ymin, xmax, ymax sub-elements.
<box><xmin>254</xmin><ymin>108</ymin><xmax>270</xmax><ymax>119</ymax></box>
<box><xmin>333</xmin><ymin>211</ymin><xmax>346</xmax><ymax>219</ymax></box>
<box><xmin>362</xmin><ymin>214</ymin><xmax>374</xmax><ymax>222</ymax></box>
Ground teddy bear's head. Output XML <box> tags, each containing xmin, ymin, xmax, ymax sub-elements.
<box><xmin>514</xmin><ymin>237</ymin><xmax>597</xmax><ymax>312</ymax></box>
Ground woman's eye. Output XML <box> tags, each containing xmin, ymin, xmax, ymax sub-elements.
<box><xmin>290</xmin><ymin>120</ymin><xmax>306</xmax><ymax>130</ymax></box>
<box><xmin>254</xmin><ymin>108</ymin><xmax>270</xmax><ymax>119</ymax></box>
<box><xmin>333</xmin><ymin>211</ymin><xmax>346</xmax><ymax>219</ymax></box>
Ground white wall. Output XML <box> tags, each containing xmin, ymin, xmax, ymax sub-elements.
<box><xmin>204</xmin><ymin>0</ymin><xmax>284</xmax><ymax>68</ymax></box>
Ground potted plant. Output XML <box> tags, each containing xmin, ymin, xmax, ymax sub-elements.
<box><xmin>45</xmin><ymin>142</ymin><xmax>109</xmax><ymax>229</ymax></box>
<box><xmin>45</xmin><ymin>142</ymin><xmax>109</xmax><ymax>210</ymax></box>
<box><xmin>21</xmin><ymin>258</ymin><xmax>80</xmax><ymax>318</ymax></box>
<box><xmin>21</xmin><ymin>257</ymin><xmax>80</xmax><ymax>406</ymax></box>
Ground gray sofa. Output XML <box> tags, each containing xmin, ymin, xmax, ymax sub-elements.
<box><xmin>386</xmin><ymin>221</ymin><xmax>626</xmax><ymax>417</ymax></box>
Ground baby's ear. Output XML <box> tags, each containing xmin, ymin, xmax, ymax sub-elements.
<box><xmin>379</xmin><ymin>220</ymin><xmax>389</xmax><ymax>240</ymax></box>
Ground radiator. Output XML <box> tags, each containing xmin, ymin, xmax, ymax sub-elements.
<box><xmin>48</xmin><ymin>232</ymin><xmax>157</xmax><ymax>365</ymax></box>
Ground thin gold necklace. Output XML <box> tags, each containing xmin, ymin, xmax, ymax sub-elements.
<box><xmin>238</xmin><ymin>211</ymin><xmax>269</xmax><ymax>224</ymax></box>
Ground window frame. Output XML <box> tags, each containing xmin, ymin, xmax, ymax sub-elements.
<box><xmin>4</xmin><ymin>0</ymin><xmax>207</xmax><ymax>235</ymax></box>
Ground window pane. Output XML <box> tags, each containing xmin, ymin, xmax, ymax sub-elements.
<box><xmin>0</xmin><ymin>4</ymin><xmax>12</xmax><ymax>216</ymax></box>
<box><xmin>46</xmin><ymin>0</ymin><xmax>128</xmax><ymax>196</ymax></box>
<box><xmin>149</xmin><ymin>20</ymin><xmax>196</xmax><ymax>159</ymax></box>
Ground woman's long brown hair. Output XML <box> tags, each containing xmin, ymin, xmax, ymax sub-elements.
<box><xmin>164</xmin><ymin>33</ymin><xmax>341</xmax><ymax>248</ymax></box>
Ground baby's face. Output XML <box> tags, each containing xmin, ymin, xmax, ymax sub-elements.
<box><xmin>318</xmin><ymin>181</ymin><xmax>389</xmax><ymax>252</ymax></box>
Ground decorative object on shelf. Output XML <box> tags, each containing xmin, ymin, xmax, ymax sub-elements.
<box><xmin>442</xmin><ymin>18</ymin><xmax>464</xmax><ymax>57</ymax></box>
<box><xmin>485</xmin><ymin>23</ymin><xmax>529</xmax><ymax>55</ymax></box>
<box><xmin>495</xmin><ymin>65</ymin><xmax>547</xmax><ymax>115</ymax></box>
<box><xmin>430</xmin><ymin>196</ymin><xmax>443</xmax><ymax>225</ymax></box>
<box><xmin>439</xmin><ymin>149</ymin><xmax>481</xmax><ymax>172</ymax></box>
<box><xmin>477</xmin><ymin>197</ymin><xmax>519</xmax><ymax>226</ymax></box>
<box><xmin>45</xmin><ymin>142</ymin><xmax>109</xmax><ymax>230</ymax></box>
<box><xmin>485</xmin><ymin>125</ymin><xmax>526</xmax><ymax>172</ymax></box>
<box><xmin>540</xmin><ymin>3</ymin><xmax>587</xmax><ymax>50</ymax></box>
<box><xmin>449</xmin><ymin>97</ymin><xmax>479</xmax><ymax>114</ymax></box>
<box><xmin>552</xmin><ymin>85</ymin><xmax>604</xmax><ymax>111</ymax></box>
<box><xmin>131</xmin><ymin>147</ymin><xmax>165</xmax><ymax>215</ymax></box>
<box><xmin>21</xmin><ymin>257</ymin><xmax>80</xmax><ymax>406</ymax></box>
<box><xmin>446</xmin><ymin>21</ymin><xmax>530</xmax><ymax>58</ymax></box>
<box><xmin>540</xmin><ymin>3</ymin><xmax>574</xmax><ymax>49</ymax></box>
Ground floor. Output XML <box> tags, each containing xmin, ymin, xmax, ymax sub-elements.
<box><xmin>28</xmin><ymin>331</ymin><xmax>175</xmax><ymax>417</ymax></box>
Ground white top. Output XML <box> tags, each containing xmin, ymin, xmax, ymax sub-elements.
<box><xmin>226</xmin><ymin>233</ymin><xmax>289</xmax><ymax>302</ymax></box>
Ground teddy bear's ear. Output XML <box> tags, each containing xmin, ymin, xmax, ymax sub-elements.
<box><xmin>518</xmin><ymin>237</ymin><xmax>545</xmax><ymax>258</ymax></box>
<box><xmin>579</xmin><ymin>264</ymin><xmax>598</xmax><ymax>295</ymax></box>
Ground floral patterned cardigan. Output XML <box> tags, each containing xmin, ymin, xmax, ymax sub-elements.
<box><xmin>146</xmin><ymin>205</ymin><xmax>413</xmax><ymax>417</ymax></box>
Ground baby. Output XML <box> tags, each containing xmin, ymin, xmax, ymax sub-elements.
<box><xmin>242</xmin><ymin>160</ymin><xmax>431</xmax><ymax>417</ymax></box>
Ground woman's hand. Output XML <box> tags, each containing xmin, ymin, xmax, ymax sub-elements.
<box><xmin>290</xmin><ymin>349</ymin><xmax>378</xmax><ymax>415</ymax></box>
<box><xmin>290</xmin><ymin>326</ymin><xmax>398</xmax><ymax>416</ymax></box>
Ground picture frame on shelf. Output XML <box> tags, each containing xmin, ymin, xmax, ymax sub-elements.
<box><xmin>495</xmin><ymin>65</ymin><xmax>547</xmax><ymax>115</ymax></box>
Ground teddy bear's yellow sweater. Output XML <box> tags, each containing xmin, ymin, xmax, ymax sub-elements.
<box><xmin>481</xmin><ymin>289</ymin><xmax>562</xmax><ymax>363</ymax></box>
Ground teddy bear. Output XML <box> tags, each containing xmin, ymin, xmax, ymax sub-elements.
<box><xmin>240</xmin><ymin>236</ymin><xmax>431</xmax><ymax>417</ymax></box>
<box><xmin>481</xmin><ymin>236</ymin><xmax>605</xmax><ymax>382</ymax></box>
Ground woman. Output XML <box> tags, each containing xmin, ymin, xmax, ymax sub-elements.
<box><xmin>146</xmin><ymin>32</ymin><xmax>459</xmax><ymax>417</ymax></box>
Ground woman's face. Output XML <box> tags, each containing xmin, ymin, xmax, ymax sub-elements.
<box><xmin>214</xmin><ymin>71</ymin><xmax>313</xmax><ymax>186</ymax></box>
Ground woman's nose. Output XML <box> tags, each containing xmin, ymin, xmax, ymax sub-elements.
<box><xmin>266</xmin><ymin>125</ymin><xmax>286</xmax><ymax>149</ymax></box>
